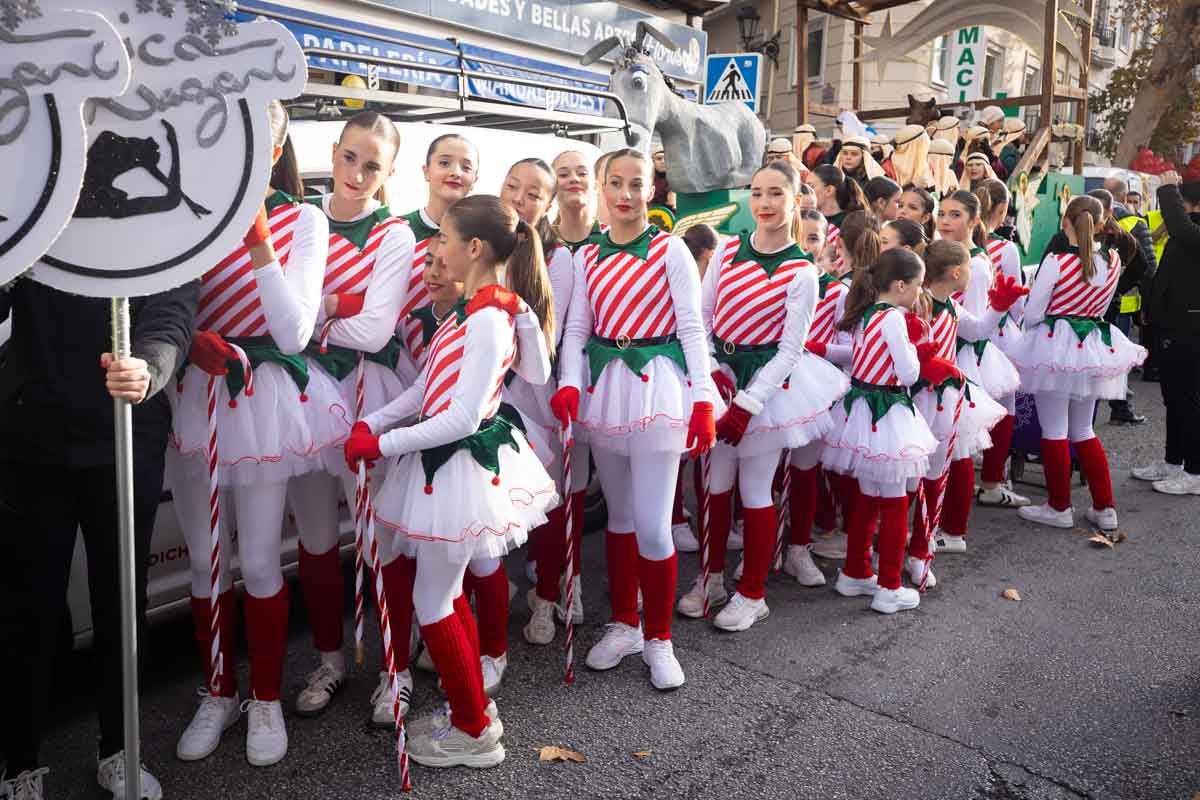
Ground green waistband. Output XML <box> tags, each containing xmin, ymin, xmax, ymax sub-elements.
<box><xmin>584</xmin><ymin>335</ymin><xmax>687</xmax><ymax>387</ymax></box>
<box><xmin>180</xmin><ymin>335</ymin><xmax>309</xmax><ymax>399</ymax></box>
<box><xmin>844</xmin><ymin>380</ymin><xmax>914</xmax><ymax>424</ymax></box>
<box><xmin>956</xmin><ymin>337</ymin><xmax>990</xmax><ymax>365</ymax></box>
<box><xmin>304</xmin><ymin>337</ymin><xmax>403</xmax><ymax>381</ymax></box>
<box><xmin>711</xmin><ymin>335</ymin><xmax>779</xmax><ymax>392</ymax></box>
<box><xmin>1042</xmin><ymin>315</ymin><xmax>1112</xmax><ymax>347</ymax></box>
<box><xmin>418</xmin><ymin>409</ymin><xmax>523</xmax><ymax>488</ymax></box>
<box><xmin>911</xmin><ymin>375</ymin><xmax>969</xmax><ymax>404</ymax></box>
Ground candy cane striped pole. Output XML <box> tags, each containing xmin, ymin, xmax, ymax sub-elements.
<box><xmin>359</xmin><ymin>464</ymin><xmax>411</xmax><ymax>791</ymax></box>
<box><xmin>352</xmin><ymin>353</ymin><xmax>367</xmax><ymax>665</ymax></box>
<box><xmin>205</xmin><ymin>376</ymin><xmax>224</xmax><ymax>695</ymax></box>
<box><xmin>917</xmin><ymin>387</ymin><xmax>968</xmax><ymax>592</ymax></box>
<box><xmin>560</xmin><ymin>425</ymin><xmax>576</xmax><ymax>685</ymax></box>
<box><xmin>773</xmin><ymin>454</ymin><xmax>791</xmax><ymax>572</ymax></box>
<box><xmin>699</xmin><ymin>452</ymin><xmax>713</xmax><ymax>618</ymax></box>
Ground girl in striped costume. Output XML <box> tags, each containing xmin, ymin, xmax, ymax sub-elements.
<box><xmin>678</xmin><ymin>161</ymin><xmax>849</xmax><ymax>628</ymax></box>
<box><xmin>169</xmin><ymin>102</ymin><xmax>332</xmax><ymax>766</ymax></box>
<box><xmin>346</xmin><ymin>195</ymin><xmax>557</xmax><ymax>768</ymax></box>
<box><xmin>551</xmin><ymin>148</ymin><xmax>716</xmax><ymax>690</ymax></box>
<box><xmin>881</xmin><ymin>218</ymin><xmax>928</xmax><ymax>257</ymax></box>
<box><xmin>287</xmin><ymin>112</ymin><xmax>417</xmax><ymax>725</ymax></box>
<box><xmin>904</xmin><ymin>241</ymin><xmax>1023</xmax><ymax>586</ymax></box>
<box><xmin>897</xmin><ymin>185</ymin><xmax>937</xmax><ymax>244</ymax></box>
<box><xmin>822</xmin><ymin>250</ymin><xmax>941</xmax><ymax>613</ymax></box>
<box><xmin>806</xmin><ymin>165</ymin><xmax>867</xmax><ymax>274</ymax></box>
<box><xmin>972</xmin><ymin>179</ymin><xmax>1031</xmax><ymax>509</ymax></box>
<box><xmin>1011</xmin><ymin>196</ymin><xmax>1146</xmax><ymax>531</ymax></box>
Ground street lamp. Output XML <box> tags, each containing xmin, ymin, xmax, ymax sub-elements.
<box><xmin>737</xmin><ymin>5</ymin><xmax>761</xmax><ymax>51</ymax></box>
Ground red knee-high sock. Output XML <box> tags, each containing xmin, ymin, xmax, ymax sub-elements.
<box><xmin>735</xmin><ymin>506</ymin><xmax>776</xmax><ymax>600</ymax></box>
<box><xmin>606</xmin><ymin>531</ymin><xmax>640</xmax><ymax>627</ymax></box>
<box><xmin>535</xmin><ymin>505</ymin><xmax>567</xmax><ymax>603</ymax></box>
<box><xmin>788</xmin><ymin>466</ymin><xmax>818</xmax><ymax>546</ymax></box>
<box><xmin>941</xmin><ymin>458</ymin><xmax>976</xmax><ymax>537</ymax></box>
<box><xmin>701</xmin><ymin>490</ymin><xmax>733</xmax><ymax>573</ymax></box>
<box><xmin>672</xmin><ymin>465</ymin><xmax>687</xmax><ymax>525</ymax></box>
<box><xmin>244</xmin><ymin>585</ymin><xmax>289</xmax><ymax>702</ymax></box>
<box><xmin>472</xmin><ymin>564</ymin><xmax>510</xmax><ymax>659</ymax></box>
<box><xmin>875</xmin><ymin>496</ymin><xmax>909</xmax><ymax>591</ymax></box>
<box><xmin>835</xmin><ymin>472</ymin><xmax>877</xmax><ymax>536</ymax></box>
<box><xmin>452</xmin><ymin>593</ymin><xmax>482</xmax><ymax>668</ymax></box>
<box><xmin>982</xmin><ymin>414</ymin><xmax>1015</xmax><ymax>484</ymax></box>
<box><xmin>569</xmin><ymin>490</ymin><xmax>585</xmax><ymax>577</ymax></box>
<box><xmin>460</xmin><ymin>569</ymin><xmax>478</xmax><ymax>600</ymax></box>
<box><xmin>908</xmin><ymin>479</ymin><xmax>939</xmax><ymax>559</ymax></box>
<box><xmin>419</xmin><ymin>611</ymin><xmax>489</xmax><ymax>737</ymax></box>
<box><xmin>298</xmin><ymin>542</ymin><xmax>343</xmax><ymax>653</ymax></box>
<box><xmin>638</xmin><ymin>552</ymin><xmax>677</xmax><ymax>641</ymax></box>
<box><xmin>1074</xmin><ymin>437</ymin><xmax>1114</xmax><ymax>511</ymax></box>
<box><xmin>190</xmin><ymin>590</ymin><xmax>238</xmax><ymax>697</ymax></box>
<box><xmin>1041</xmin><ymin>438</ymin><xmax>1073</xmax><ymax>512</ymax></box>
<box><xmin>381</xmin><ymin>556</ymin><xmax>416</xmax><ymax>672</ymax></box>
<box><xmin>842</xmin><ymin>481</ymin><xmax>876</xmax><ymax>579</ymax></box>
<box><xmin>815</xmin><ymin>467</ymin><xmax>837</xmax><ymax>532</ymax></box>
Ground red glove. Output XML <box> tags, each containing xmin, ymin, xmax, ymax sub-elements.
<box><xmin>711</xmin><ymin>370</ymin><xmax>736</xmax><ymax>404</ymax></box>
<box><xmin>550</xmin><ymin>386</ymin><xmax>580</xmax><ymax>429</ymax></box>
<box><xmin>189</xmin><ymin>331</ymin><xmax>237</xmax><ymax>375</ymax></box>
<box><xmin>987</xmin><ymin>273</ymin><xmax>1029</xmax><ymax>312</ymax></box>
<box><xmin>343</xmin><ymin>421</ymin><xmax>383</xmax><ymax>472</ymax></box>
<box><xmin>905</xmin><ymin>313</ymin><xmax>929</xmax><ymax>344</ymax></box>
<box><xmin>916</xmin><ymin>341</ymin><xmax>938</xmax><ymax>363</ymax></box>
<box><xmin>715</xmin><ymin>402</ymin><xmax>753</xmax><ymax>446</ymax></box>
<box><xmin>330</xmin><ymin>292</ymin><xmax>366</xmax><ymax>318</ymax></box>
<box><xmin>467</xmin><ymin>285</ymin><xmax>522</xmax><ymax>316</ymax></box>
<box><xmin>919</xmin><ymin>356</ymin><xmax>963</xmax><ymax>387</ymax></box>
<box><xmin>805</xmin><ymin>339</ymin><xmax>827</xmax><ymax>358</ymax></box>
<box><xmin>686</xmin><ymin>401</ymin><xmax>716</xmax><ymax>458</ymax></box>
<box><xmin>243</xmin><ymin>204</ymin><xmax>272</xmax><ymax>249</ymax></box>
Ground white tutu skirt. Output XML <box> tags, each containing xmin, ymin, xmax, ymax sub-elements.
<box><xmin>912</xmin><ymin>380</ymin><xmax>1006</xmax><ymax>460</ymax></box>
<box><xmin>307</xmin><ymin>358</ymin><xmax>407</xmax><ymax>475</ymax></box>
<box><xmin>720</xmin><ymin>353</ymin><xmax>849</xmax><ymax>458</ymax></box>
<box><xmin>504</xmin><ymin>378</ymin><xmax>560</xmax><ymax>476</ymax></box>
<box><xmin>168</xmin><ymin>363</ymin><xmax>343</xmax><ymax>487</ymax></box>
<box><xmin>1008</xmin><ymin>319</ymin><xmax>1147</xmax><ymax>400</ymax></box>
<box><xmin>957</xmin><ymin>339</ymin><xmax>1021</xmax><ymax>400</ymax></box>
<box><xmin>370</xmin><ymin>433</ymin><xmax>558</xmax><ymax>562</ymax></box>
<box><xmin>989</xmin><ymin>315</ymin><xmax>1024</xmax><ymax>359</ymax></box>
<box><xmin>822</xmin><ymin>394</ymin><xmax>937</xmax><ymax>484</ymax></box>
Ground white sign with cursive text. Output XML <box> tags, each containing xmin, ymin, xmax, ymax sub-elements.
<box><xmin>0</xmin><ymin>2</ymin><xmax>132</xmax><ymax>286</ymax></box>
<box><xmin>30</xmin><ymin>0</ymin><xmax>307</xmax><ymax>297</ymax></box>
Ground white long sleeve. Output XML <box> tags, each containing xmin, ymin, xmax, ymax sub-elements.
<box><xmin>825</xmin><ymin>289</ymin><xmax>853</xmax><ymax>365</ymax></box>
<box><xmin>511</xmin><ymin>310</ymin><xmax>552</xmax><ymax>386</ymax></box>
<box><xmin>320</xmin><ymin>221</ymin><xmax>415</xmax><ymax>353</ymax></box>
<box><xmin>736</xmin><ymin>265</ymin><xmax>817</xmax><ymax>414</ymax></box>
<box><xmin>956</xmin><ymin>302</ymin><xmax>1003</xmax><ymax>342</ymax></box>
<box><xmin>880</xmin><ymin>310</ymin><xmax>920</xmax><ymax>386</ymax></box>
<box><xmin>363</xmin><ymin>383</ymin><xmax>422</xmax><ymax>434</ymax></box>
<box><xmin>253</xmin><ymin>204</ymin><xmax>327</xmax><ymax>355</ymax></box>
<box><xmin>377</xmin><ymin>309</ymin><xmax>524</xmax><ymax>457</ymax></box>
<box><xmin>1022</xmin><ymin>252</ymin><xmax>1060</xmax><ymax>329</ymax></box>
<box><xmin>995</xmin><ymin>239</ymin><xmax>1026</xmax><ymax>324</ymax></box>
<box><xmin>663</xmin><ymin>236</ymin><xmax>713</xmax><ymax>403</ymax></box>
<box><xmin>558</xmin><ymin>247</ymin><xmax>594</xmax><ymax>393</ymax></box>
<box><xmin>959</xmin><ymin>252</ymin><xmax>993</xmax><ymax>324</ymax></box>
<box><xmin>546</xmin><ymin>246</ymin><xmax>575</xmax><ymax>348</ymax></box>
<box><xmin>700</xmin><ymin>239</ymin><xmax>733</xmax><ymax>336</ymax></box>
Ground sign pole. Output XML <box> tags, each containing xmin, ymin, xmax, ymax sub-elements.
<box><xmin>110</xmin><ymin>296</ymin><xmax>142</xmax><ymax>800</ymax></box>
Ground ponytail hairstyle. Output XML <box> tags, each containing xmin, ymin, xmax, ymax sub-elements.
<box><xmin>924</xmin><ymin>238</ymin><xmax>970</xmax><ymax>285</ymax></box>
<box><xmin>267</xmin><ymin>100</ymin><xmax>303</xmax><ymax>200</ymax></box>
<box><xmin>444</xmin><ymin>195</ymin><xmax>555</xmax><ymax>358</ymax></box>
<box><xmin>604</xmin><ymin>147</ymin><xmax>652</xmax><ymax>180</ymax></box>
<box><xmin>681</xmin><ymin>223</ymin><xmax>719</xmax><ymax>262</ymax></box>
<box><xmin>425</xmin><ymin>132</ymin><xmax>478</xmax><ymax>166</ymax></box>
<box><xmin>812</xmin><ymin>164</ymin><xmax>867</xmax><ymax>213</ymax></box>
<box><xmin>837</xmin><ymin>248</ymin><xmax>925</xmax><ymax>332</ymax></box>
<box><xmin>507</xmin><ymin>157</ymin><xmax>560</xmax><ymax>255</ymax></box>
<box><xmin>339</xmin><ymin>111</ymin><xmax>402</xmax><ymax>205</ymax></box>
<box><xmin>838</xmin><ymin>210</ymin><xmax>881</xmax><ymax>273</ymax></box>
<box><xmin>944</xmin><ymin>189</ymin><xmax>982</xmax><ymax>247</ymax></box>
<box><xmin>753</xmin><ymin>160</ymin><xmax>804</xmax><ymax>242</ymax></box>
<box><xmin>1062</xmin><ymin>194</ymin><xmax>1106</xmax><ymax>282</ymax></box>
<box><xmin>973</xmin><ymin>177</ymin><xmax>1009</xmax><ymax>234</ymax></box>
<box><xmin>884</xmin><ymin>217</ymin><xmax>928</xmax><ymax>257</ymax></box>
<box><xmin>865</xmin><ymin>176</ymin><xmax>902</xmax><ymax>217</ymax></box>
<box><xmin>900</xmin><ymin>184</ymin><xmax>936</xmax><ymax>242</ymax></box>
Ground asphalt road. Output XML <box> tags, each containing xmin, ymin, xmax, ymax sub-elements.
<box><xmin>41</xmin><ymin>374</ymin><xmax>1200</xmax><ymax>800</ymax></box>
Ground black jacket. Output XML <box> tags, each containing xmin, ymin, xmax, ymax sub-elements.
<box><xmin>0</xmin><ymin>278</ymin><xmax>198</xmax><ymax>466</ymax></box>
<box><xmin>1112</xmin><ymin>201</ymin><xmax>1157</xmax><ymax>293</ymax></box>
<box><xmin>1146</xmin><ymin>185</ymin><xmax>1200</xmax><ymax>335</ymax></box>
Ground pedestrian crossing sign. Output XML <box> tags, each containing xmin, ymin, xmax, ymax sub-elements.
<box><xmin>704</xmin><ymin>53</ymin><xmax>762</xmax><ymax>113</ymax></box>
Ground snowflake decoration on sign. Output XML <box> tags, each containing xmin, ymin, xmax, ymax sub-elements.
<box><xmin>135</xmin><ymin>0</ymin><xmax>238</xmax><ymax>45</ymax></box>
<box><xmin>1</xmin><ymin>0</ymin><xmax>42</xmax><ymax>32</ymax></box>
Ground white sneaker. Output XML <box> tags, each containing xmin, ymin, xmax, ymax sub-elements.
<box><xmin>783</xmin><ymin>544</ymin><xmax>827</xmax><ymax>586</ymax></box>
<box><xmin>176</xmin><ymin>689</ymin><xmax>240</xmax><ymax>761</ymax></box>
<box><xmin>555</xmin><ymin>574</ymin><xmax>584</xmax><ymax>624</ymax></box>
<box><xmin>871</xmin><ymin>586</ymin><xmax>921</xmax><ymax>614</ymax></box>
<box><xmin>407</xmin><ymin>714</ymin><xmax>505</xmax><ymax>769</ymax></box>
<box><xmin>523</xmin><ymin>589</ymin><xmax>557</xmax><ymax>645</ymax></box>
<box><xmin>810</xmin><ymin>529</ymin><xmax>848</xmax><ymax>559</ymax></box>
<box><xmin>712</xmin><ymin>592</ymin><xmax>769</xmax><ymax>632</ymax></box>
<box><xmin>675</xmin><ymin>572</ymin><xmax>727</xmax><ymax>619</ymax></box>
<box><xmin>1017</xmin><ymin>503</ymin><xmax>1074</xmax><ymax>529</ymax></box>
<box><xmin>976</xmin><ymin>485</ymin><xmax>1030</xmax><ymax>507</ymax></box>
<box><xmin>935</xmin><ymin>533</ymin><xmax>967</xmax><ymax>553</ymax></box>
<box><xmin>97</xmin><ymin>752</ymin><xmax>162</xmax><ymax>800</ymax></box>
<box><xmin>672</xmin><ymin>521</ymin><xmax>700</xmax><ymax>552</ymax></box>
<box><xmin>370</xmin><ymin>669</ymin><xmax>413</xmax><ymax>728</ymax></box>
<box><xmin>727</xmin><ymin>519</ymin><xmax>745</xmax><ymax>550</ymax></box>
<box><xmin>295</xmin><ymin>662</ymin><xmax>345</xmax><ymax>717</ymax></box>
<box><xmin>524</xmin><ymin>559</ymin><xmax>537</xmax><ymax>585</ymax></box>
<box><xmin>834</xmin><ymin>570</ymin><xmax>878</xmax><ymax>597</ymax></box>
<box><xmin>242</xmin><ymin>698</ymin><xmax>288</xmax><ymax>767</ymax></box>
<box><xmin>1133</xmin><ymin>461</ymin><xmax>1183</xmax><ymax>482</ymax></box>
<box><xmin>1153</xmin><ymin>472</ymin><xmax>1200</xmax><ymax>496</ymax></box>
<box><xmin>481</xmin><ymin>654</ymin><xmax>506</xmax><ymax>696</ymax></box>
<box><xmin>585</xmin><ymin>622</ymin><xmax>644</xmax><ymax>671</ymax></box>
<box><xmin>1084</xmin><ymin>506</ymin><xmax>1119</xmax><ymax>530</ymax></box>
<box><xmin>1</xmin><ymin>768</ymin><xmax>48</xmax><ymax>800</ymax></box>
<box><xmin>407</xmin><ymin>699</ymin><xmax>503</xmax><ymax>739</ymax></box>
<box><xmin>415</xmin><ymin>643</ymin><xmax>436</xmax><ymax>673</ymax></box>
<box><xmin>904</xmin><ymin>556</ymin><xmax>936</xmax><ymax>588</ymax></box>
<box><xmin>642</xmin><ymin>639</ymin><xmax>685</xmax><ymax>690</ymax></box>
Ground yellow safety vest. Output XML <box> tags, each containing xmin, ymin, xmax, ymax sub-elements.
<box><xmin>1146</xmin><ymin>209</ymin><xmax>1167</xmax><ymax>263</ymax></box>
<box><xmin>1116</xmin><ymin>215</ymin><xmax>1142</xmax><ymax>313</ymax></box>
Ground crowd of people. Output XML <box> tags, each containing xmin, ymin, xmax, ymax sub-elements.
<box><xmin>3</xmin><ymin>98</ymin><xmax>1199</xmax><ymax>800</ymax></box>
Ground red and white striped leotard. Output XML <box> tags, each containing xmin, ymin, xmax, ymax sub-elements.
<box><xmin>926</xmin><ymin>299</ymin><xmax>959</xmax><ymax>362</ymax></box>
<box><xmin>584</xmin><ymin>230</ymin><xmax>677</xmax><ymax>340</ymax></box>
<box><xmin>398</xmin><ymin>209</ymin><xmax>440</xmax><ymax>356</ymax></box>
<box><xmin>810</xmin><ymin>274</ymin><xmax>850</xmax><ymax>346</ymax></box>
<box><xmin>420</xmin><ymin>308</ymin><xmax>514</xmax><ymax>420</ymax></box>
<box><xmin>1044</xmin><ymin>250</ymin><xmax>1121</xmax><ymax>318</ymax></box>
<box><xmin>851</xmin><ymin>306</ymin><xmax>905</xmax><ymax>386</ymax></box>
<box><xmin>710</xmin><ymin>237</ymin><xmax>809</xmax><ymax>345</ymax></box>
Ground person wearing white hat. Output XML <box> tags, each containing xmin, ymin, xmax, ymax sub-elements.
<box><xmin>998</xmin><ymin>117</ymin><xmax>1028</xmax><ymax>176</ymax></box>
<box><xmin>834</xmin><ymin>135</ymin><xmax>886</xmax><ymax>189</ymax></box>
<box><xmin>964</xmin><ymin>152</ymin><xmax>999</xmax><ymax>190</ymax></box>
<box><xmin>956</xmin><ymin>124</ymin><xmax>996</xmax><ymax>179</ymax></box>
<box><xmin>934</xmin><ymin>115</ymin><xmax>961</xmax><ymax>145</ymax></box>
<box><xmin>978</xmin><ymin>105</ymin><xmax>1005</xmax><ymax>135</ymax></box>
<box><xmin>793</xmin><ymin>124</ymin><xmax>826</xmax><ymax>171</ymax></box>
<box><xmin>928</xmin><ymin>137</ymin><xmax>960</xmax><ymax>199</ymax></box>
<box><xmin>870</xmin><ymin>133</ymin><xmax>896</xmax><ymax>180</ymax></box>
<box><xmin>891</xmin><ymin>124</ymin><xmax>933</xmax><ymax>190</ymax></box>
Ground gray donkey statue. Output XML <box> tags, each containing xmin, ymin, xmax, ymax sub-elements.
<box><xmin>583</xmin><ymin>23</ymin><xmax>766</xmax><ymax>194</ymax></box>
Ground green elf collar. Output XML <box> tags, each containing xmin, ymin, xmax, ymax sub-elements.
<box><xmin>861</xmin><ymin>302</ymin><xmax>895</xmax><ymax>328</ymax></box>
<box><xmin>818</xmin><ymin>271</ymin><xmax>837</xmax><ymax>299</ymax></box>
<box><xmin>309</xmin><ymin>197</ymin><xmax>394</xmax><ymax>250</ymax></box>
<box><xmin>826</xmin><ymin>211</ymin><xmax>847</xmax><ymax>229</ymax></box>
<box><xmin>403</xmin><ymin>208</ymin><xmax>440</xmax><ymax>243</ymax></box>
<box><xmin>563</xmin><ymin>221</ymin><xmax>605</xmax><ymax>254</ymax></box>
<box><xmin>930</xmin><ymin>296</ymin><xmax>956</xmax><ymax>319</ymax></box>
<box><xmin>265</xmin><ymin>189</ymin><xmax>299</xmax><ymax>213</ymax></box>
<box><xmin>597</xmin><ymin>225</ymin><xmax>659</xmax><ymax>263</ymax></box>
<box><xmin>734</xmin><ymin>234</ymin><xmax>809</xmax><ymax>278</ymax></box>
<box><xmin>969</xmin><ymin>246</ymin><xmax>986</xmax><ymax>257</ymax></box>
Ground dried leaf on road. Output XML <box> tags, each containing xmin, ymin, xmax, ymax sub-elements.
<box><xmin>632</xmin><ymin>751</ymin><xmax>652</xmax><ymax>758</ymax></box>
<box><xmin>1087</xmin><ymin>530</ymin><xmax>1127</xmax><ymax>548</ymax></box>
<box><xmin>1001</xmin><ymin>588</ymin><xmax>1022</xmax><ymax>602</ymax></box>
<box><xmin>539</xmin><ymin>745</ymin><xmax>587</xmax><ymax>763</ymax></box>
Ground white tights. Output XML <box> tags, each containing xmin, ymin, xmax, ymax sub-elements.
<box><xmin>857</xmin><ymin>478</ymin><xmax>907</xmax><ymax>499</ymax></box>
<box><xmin>288</xmin><ymin>468</ymin><xmax>402</xmax><ymax>568</ymax></box>
<box><xmin>413</xmin><ymin>548</ymin><xmax>471</xmax><ymax>624</ymax></box>
<box><xmin>709</xmin><ymin>447</ymin><xmax>781</xmax><ymax>507</ymax></box>
<box><xmin>591</xmin><ymin>448</ymin><xmax>679</xmax><ymax>561</ymax></box>
<box><xmin>1034</xmin><ymin>393</ymin><xmax>1097</xmax><ymax>442</ymax></box>
<box><xmin>789</xmin><ymin>441</ymin><xmax>822</xmax><ymax>471</ymax></box>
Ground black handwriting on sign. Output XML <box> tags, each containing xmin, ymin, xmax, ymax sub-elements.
<box><xmin>73</xmin><ymin>119</ymin><xmax>212</xmax><ymax>220</ymax></box>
